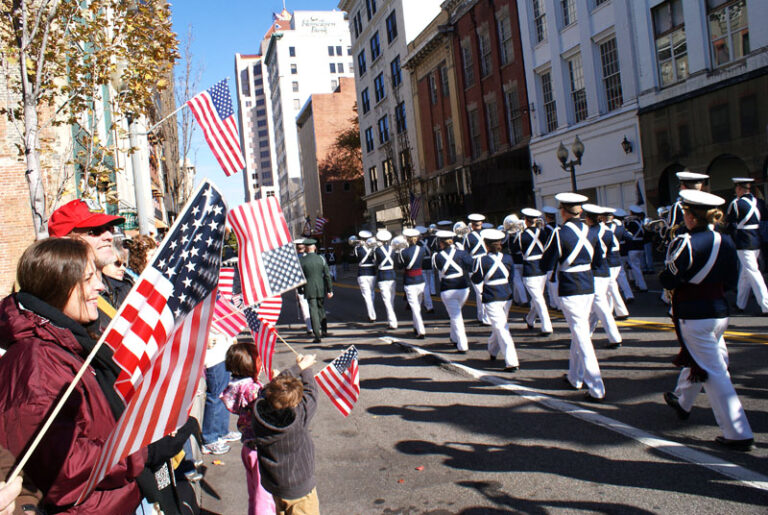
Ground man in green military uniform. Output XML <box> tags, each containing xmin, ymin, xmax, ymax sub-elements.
<box><xmin>299</xmin><ymin>238</ymin><xmax>334</xmax><ymax>343</ymax></box>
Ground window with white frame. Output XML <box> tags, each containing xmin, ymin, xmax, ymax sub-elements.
<box><xmin>445</xmin><ymin>120</ymin><xmax>457</xmax><ymax>164</ymax></box>
<box><xmin>361</xmin><ymin>88</ymin><xmax>370</xmax><ymax>114</ymax></box>
<box><xmin>653</xmin><ymin>0</ymin><xmax>688</xmax><ymax>86</ymax></box>
<box><xmin>504</xmin><ymin>86</ymin><xmax>523</xmax><ymax>145</ymax></box>
<box><xmin>382</xmin><ymin>158</ymin><xmax>394</xmax><ymax>187</ymax></box>
<box><xmin>364</xmin><ymin>127</ymin><xmax>374</xmax><ymax>152</ymax></box>
<box><xmin>540</xmin><ymin>71</ymin><xmax>557</xmax><ymax>133</ymax></box>
<box><xmin>378</xmin><ymin>115</ymin><xmax>390</xmax><ymax>144</ymax></box>
<box><xmin>386</xmin><ymin>11</ymin><xmax>398</xmax><ymax>43</ymax></box>
<box><xmin>532</xmin><ymin>0</ymin><xmax>547</xmax><ymax>43</ymax></box>
<box><xmin>461</xmin><ymin>41</ymin><xmax>475</xmax><ymax>87</ymax></box>
<box><xmin>368</xmin><ymin>165</ymin><xmax>378</xmax><ymax>192</ymax></box>
<box><xmin>599</xmin><ymin>38</ymin><xmax>623</xmax><ymax>112</ymax></box>
<box><xmin>428</xmin><ymin>73</ymin><xmax>438</xmax><ymax>104</ymax></box>
<box><xmin>390</xmin><ymin>56</ymin><xmax>402</xmax><ymax>87</ymax></box>
<box><xmin>434</xmin><ymin>127</ymin><xmax>444</xmax><ymax>169</ymax></box>
<box><xmin>467</xmin><ymin>108</ymin><xmax>481</xmax><ymax>158</ymax></box>
<box><xmin>485</xmin><ymin>97</ymin><xmax>501</xmax><ymax>154</ymax></box>
<box><xmin>561</xmin><ymin>0</ymin><xmax>576</xmax><ymax>27</ymax></box>
<box><xmin>478</xmin><ymin>30</ymin><xmax>491</xmax><ymax>78</ymax></box>
<box><xmin>370</xmin><ymin>31</ymin><xmax>381</xmax><ymax>61</ymax></box>
<box><xmin>568</xmin><ymin>54</ymin><xmax>588</xmax><ymax>122</ymax></box>
<box><xmin>395</xmin><ymin>101</ymin><xmax>407</xmax><ymax>133</ymax></box>
<box><xmin>707</xmin><ymin>0</ymin><xmax>749</xmax><ymax>67</ymax></box>
<box><xmin>497</xmin><ymin>14</ymin><xmax>513</xmax><ymax>65</ymax></box>
<box><xmin>440</xmin><ymin>63</ymin><xmax>450</xmax><ymax>96</ymax></box>
<box><xmin>358</xmin><ymin>50</ymin><xmax>367</xmax><ymax>76</ymax></box>
<box><xmin>374</xmin><ymin>72</ymin><xmax>386</xmax><ymax>102</ymax></box>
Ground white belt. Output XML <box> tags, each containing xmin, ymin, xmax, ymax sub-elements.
<box><xmin>485</xmin><ymin>279</ymin><xmax>508</xmax><ymax>286</ymax></box>
<box><xmin>524</xmin><ymin>255</ymin><xmax>542</xmax><ymax>261</ymax></box>
<box><xmin>360</xmin><ymin>264</ymin><xmax>375</xmax><ymax>267</ymax></box>
<box><xmin>740</xmin><ymin>224</ymin><xmax>759</xmax><ymax>230</ymax></box>
<box><xmin>560</xmin><ymin>263</ymin><xmax>591</xmax><ymax>273</ymax></box>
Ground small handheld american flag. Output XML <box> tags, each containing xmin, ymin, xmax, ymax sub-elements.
<box><xmin>314</xmin><ymin>216</ymin><xmax>328</xmax><ymax>234</ymax></box>
<box><xmin>315</xmin><ymin>346</ymin><xmax>360</xmax><ymax>416</ymax></box>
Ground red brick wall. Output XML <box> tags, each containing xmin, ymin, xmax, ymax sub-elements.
<box><xmin>417</xmin><ymin>69</ymin><xmax>455</xmax><ymax>175</ymax></box>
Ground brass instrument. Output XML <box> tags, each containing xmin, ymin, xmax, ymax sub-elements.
<box><xmin>364</xmin><ymin>237</ymin><xmax>379</xmax><ymax>250</ymax></box>
<box><xmin>453</xmin><ymin>221</ymin><xmax>471</xmax><ymax>238</ymax></box>
<box><xmin>503</xmin><ymin>214</ymin><xmax>525</xmax><ymax>234</ymax></box>
<box><xmin>348</xmin><ymin>235</ymin><xmax>360</xmax><ymax>247</ymax></box>
<box><xmin>391</xmin><ymin>235</ymin><xmax>408</xmax><ymax>252</ymax></box>
<box><xmin>534</xmin><ymin>217</ymin><xmax>545</xmax><ymax>229</ymax></box>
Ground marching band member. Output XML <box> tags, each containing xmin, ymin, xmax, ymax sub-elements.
<box><xmin>505</xmin><ymin>222</ymin><xmax>530</xmax><ymax>307</ymax></box>
<box><xmin>583</xmin><ymin>205</ymin><xmax>622</xmax><ymax>348</ymax></box>
<box><xmin>543</xmin><ymin>193</ymin><xmax>606</xmax><ymax>402</ymax></box>
<box><xmin>542</xmin><ymin>206</ymin><xmax>561</xmax><ymax>310</ymax></box>
<box><xmin>397</xmin><ymin>228</ymin><xmax>428</xmax><ymax>339</ymax></box>
<box><xmin>601</xmin><ymin>208</ymin><xmax>630</xmax><ymax>319</ymax></box>
<box><xmin>626</xmin><ymin>205</ymin><xmax>648</xmax><ymax>292</ymax></box>
<box><xmin>517</xmin><ymin>208</ymin><xmax>552</xmax><ymax>336</ymax></box>
<box><xmin>433</xmin><ymin>230</ymin><xmax>473</xmax><ymax>353</ymax></box>
<box><xmin>375</xmin><ymin>230</ymin><xmax>398</xmax><ymax>329</ymax></box>
<box><xmin>294</xmin><ymin>239</ymin><xmax>313</xmax><ymax>334</ymax></box>
<box><xmin>465</xmin><ymin>214</ymin><xmax>488</xmax><ymax>323</ymax></box>
<box><xmin>472</xmin><ymin>229</ymin><xmax>518</xmax><ymax>370</ymax></box>
<box><xmin>327</xmin><ymin>246</ymin><xmax>337</xmax><ymax>281</ymax></box>
<box><xmin>612</xmin><ymin>209</ymin><xmax>635</xmax><ymax>304</ymax></box>
<box><xmin>353</xmin><ymin>230</ymin><xmax>377</xmax><ymax>323</ymax></box>
<box><xmin>661</xmin><ymin>190</ymin><xmax>753</xmax><ymax>451</ymax></box>
<box><xmin>417</xmin><ymin>226</ymin><xmax>436</xmax><ymax>313</ymax></box>
<box><xmin>726</xmin><ymin>177</ymin><xmax>768</xmax><ymax>314</ymax></box>
<box><xmin>667</xmin><ymin>171</ymin><xmax>709</xmax><ymax>236</ymax></box>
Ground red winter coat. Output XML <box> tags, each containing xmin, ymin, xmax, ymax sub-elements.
<box><xmin>0</xmin><ymin>294</ymin><xmax>144</xmax><ymax>513</ymax></box>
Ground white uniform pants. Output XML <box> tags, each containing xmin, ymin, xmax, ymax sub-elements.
<box><xmin>441</xmin><ymin>288</ymin><xmax>469</xmax><ymax>351</ymax></box>
<box><xmin>628</xmin><ymin>250</ymin><xmax>647</xmax><ymax>290</ymax></box>
<box><xmin>421</xmin><ymin>277</ymin><xmax>434</xmax><ymax>311</ymax></box>
<box><xmin>608</xmin><ymin>266</ymin><xmax>629</xmax><ymax>317</ymax></box>
<box><xmin>404</xmin><ymin>283</ymin><xmax>426</xmax><ymax>336</ymax></box>
<box><xmin>470</xmin><ymin>281</ymin><xmax>486</xmax><ymax>322</ymax></box>
<box><xmin>560</xmin><ymin>294</ymin><xmax>605</xmax><ymax>399</ymax></box>
<box><xmin>357</xmin><ymin>275</ymin><xmax>377</xmax><ymax>321</ymax></box>
<box><xmin>618</xmin><ymin>257</ymin><xmax>634</xmax><ymax>300</ymax></box>
<box><xmin>523</xmin><ymin>275</ymin><xmax>552</xmax><ymax>333</ymax></box>
<box><xmin>424</xmin><ymin>269</ymin><xmax>436</xmax><ymax>296</ymax></box>
<box><xmin>590</xmin><ymin>276</ymin><xmax>622</xmax><ymax>344</ymax></box>
<box><xmin>512</xmin><ymin>264</ymin><xmax>528</xmax><ymax>305</ymax></box>
<box><xmin>378</xmin><ymin>279</ymin><xmax>398</xmax><ymax>329</ymax></box>
<box><xmin>736</xmin><ymin>249</ymin><xmax>768</xmax><ymax>312</ymax></box>
<box><xmin>546</xmin><ymin>270</ymin><xmax>561</xmax><ymax>310</ymax></box>
<box><xmin>486</xmin><ymin>300</ymin><xmax>518</xmax><ymax>367</ymax></box>
<box><xmin>672</xmin><ymin>317</ymin><xmax>753</xmax><ymax>440</ymax></box>
<box><xmin>330</xmin><ymin>264</ymin><xmax>337</xmax><ymax>281</ymax></box>
<box><xmin>297</xmin><ymin>291</ymin><xmax>311</xmax><ymax>331</ymax></box>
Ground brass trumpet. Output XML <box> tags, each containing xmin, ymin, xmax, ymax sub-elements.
<box><xmin>503</xmin><ymin>214</ymin><xmax>526</xmax><ymax>234</ymax></box>
<box><xmin>453</xmin><ymin>221</ymin><xmax>471</xmax><ymax>238</ymax></box>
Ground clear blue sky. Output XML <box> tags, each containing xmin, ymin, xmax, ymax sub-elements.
<box><xmin>170</xmin><ymin>0</ymin><xmax>343</xmax><ymax>207</ymax></box>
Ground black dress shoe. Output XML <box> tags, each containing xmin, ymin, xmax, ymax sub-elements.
<box><xmin>306</xmin><ymin>330</ymin><xmax>313</xmax><ymax>335</ymax></box>
<box><xmin>663</xmin><ymin>392</ymin><xmax>690</xmax><ymax>420</ymax></box>
<box><xmin>312</xmin><ymin>337</ymin><xmax>322</xmax><ymax>343</ymax></box>
<box><xmin>615</xmin><ymin>315</ymin><xmax>629</xmax><ymax>320</ymax></box>
<box><xmin>457</xmin><ymin>350</ymin><xmax>467</xmax><ymax>354</ymax></box>
<box><xmin>583</xmin><ymin>393</ymin><xmax>604</xmax><ymax>403</ymax></box>
<box><xmin>322</xmin><ymin>332</ymin><xmax>331</xmax><ymax>337</ymax></box>
<box><xmin>714</xmin><ymin>436</ymin><xmax>754</xmax><ymax>452</ymax></box>
<box><xmin>416</xmin><ymin>334</ymin><xmax>425</xmax><ymax>340</ymax></box>
<box><xmin>539</xmin><ymin>331</ymin><xmax>553</xmax><ymax>337</ymax></box>
<box><xmin>369</xmin><ymin>318</ymin><xmax>376</xmax><ymax>323</ymax></box>
<box><xmin>607</xmin><ymin>342</ymin><xmax>622</xmax><ymax>349</ymax></box>
<box><xmin>562</xmin><ymin>374</ymin><xmax>580</xmax><ymax>390</ymax></box>
<box><xmin>489</xmin><ymin>354</ymin><xmax>497</xmax><ymax>361</ymax></box>
<box><xmin>426</xmin><ymin>309</ymin><xmax>435</xmax><ymax>314</ymax></box>
<box><xmin>504</xmin><ymin>366</ymin><xmax>519</xmax><ymax>372</ymax></box>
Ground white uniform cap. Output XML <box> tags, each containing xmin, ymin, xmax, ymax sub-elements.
<box><xmin>555</xmin><ymin>192</ymin><xmax>589</xmax><ymax>205</ymax></box>
<box><xmin>376</xmin><ymin>229</ymin><xmax>392</xmax><ymax>242</ymax></box>
<box><xmin>293</xmin><ymin>239</ymin><xmax>306</xmax><ymax>245</ymax></box>
<box><xmin>602</xmin><ymin>206</ymin><xmax>617</xmax><ymax>214</ymax></box>
<box><xmin>481</xmin><ymin>222</ymin><xmax>493</xmax><ymax>229</ymax></box>
<box><xmin>541</xmin><ymin>206</ymin><xmax>558</xmax><ymax>215</ymax></box>
<box><xmin>679</xmin><ymin>189</ymin><xmax>725</xmax><ymax>208</ymax></box>
<box><xmin>613</xmin><ymin>208</ymin><xmax>628</xmax><ymax>218</ymax></box>
<box><xmin>435</xmin><ymin>230</ymin><xmax>455</xmax><ymax>239</ymax></box>
<box><xmin>628</xmin><ymin>205</ymin><xmax>644</xmax><ymax>214</ymax></box>
<box><xmin>676</xmin><ymin>171</ymin><xmax>709</xmax><ymax>182</ymax></box>
<box><xmin>521</xmin><ymin>207</ymin><xmax>542</xmax><ymax>218</ymax></box>
<box><xmin>358</xmin><ymin>230</ymin><xmax>373</xmax><ymax>239</ymax></box>
<box><xmin>731</xmin><ymin>177</ymin><xmax>754</xmax><ymax>184</ymax></box>
<box><xmin>467</xmin><ymin>213</ymin><xmax>486</xmax><ymax>222</ymax></box>
<box><xmin>480</xmin><ymin>228</ymin><xmax>505</xmax><ymax>242</ymax></box>
<box><xmin>365</xmin><ymin>237</ymin><xmax>377</xmax><ymax>246</ymax></box>
<box><xmin>437</xmin><ymin>220</ymin><xmax>453</xmax><ymax>226</ymax></box>
<box><xmin>415</xmin><ymin>225</ymin><xmax>428</xmax><ymax>234</ymax></box>
<box><xmin>402</xmin><ymin>228</ymin><xmax>420</xmax><ymax>237</ymax></box>
<box><xmin>582</xmin><ymin>203</ymin><xmax>603</xmax><ymax>215</ymax></box>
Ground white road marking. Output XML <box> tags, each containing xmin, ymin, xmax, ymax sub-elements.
<box><xmin>382</xmin><ymin>337</ymin><xmax>768</xmax><ymax>492</ymax></box>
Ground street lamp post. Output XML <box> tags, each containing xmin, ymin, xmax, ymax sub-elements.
<box><xmin>556</xmin><ymin>136</ymin><xmax>585</xmax><ymax>192</ymax></box>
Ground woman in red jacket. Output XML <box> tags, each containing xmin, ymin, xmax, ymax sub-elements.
<box><xmin>0</xmin><ymin>238</ymin><xmax>145</xmax><ymax>513</ymax></box>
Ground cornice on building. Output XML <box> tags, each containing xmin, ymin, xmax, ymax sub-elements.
<box><xmin>403</xmin><ymin>27</ymin><xmax>452</xmax><ymax>70</ymax></box>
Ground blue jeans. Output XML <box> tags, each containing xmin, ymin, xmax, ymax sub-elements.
<box><xmin>202</xmin><ymin>362</ymin><xmax>231</xmax><ymax>444</ymax></box>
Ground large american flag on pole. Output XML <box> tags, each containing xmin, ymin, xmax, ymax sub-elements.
<box><xmin>186</xmin><ymin>79</ymin><xmax>245</xmax><ymax>176</ymax></box>
<box><xmin>315</xmin><ymin>346</ymin><xmax>360</xmax><ymax>417</ymax></box>
<box><xmin>212</xmin><ymin>293</ymin><xmax>247</xmax><ymax>337</ymax></box>
<box><xmin>78</xmin><ymin>180</ymin><xmax>226</xmax><ymax>501</ymax></box>
<box><xmin>227</xmin><ymin>197</ymin><xmax>305</xmax><ymax>306</ymax></box>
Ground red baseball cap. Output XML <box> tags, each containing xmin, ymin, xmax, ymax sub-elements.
<box><xmin>48</xmin><ymin>199</ymin><xmax>125</xmax><ymax>237</ymax></box>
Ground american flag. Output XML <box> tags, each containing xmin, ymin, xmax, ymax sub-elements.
<box><xmin>212</xmin><ymin>293</ymin><xmax>247</xmax><ymax>337</ymax></box>
<box><xmin>314</xmin><ymin>217</ymin><xmax>328</xmax><ymax>234</ymax></box>
<box><xmin>186</xmin><ymin>80</ymin><xmax>245</xmax><ymax>176</ymax></box>
<box><xmin>409</xmin><ymin>191</ymin><xmax>422</xmax><ymax>221</ymax></box>
<box><xmin>244</xmin><ymin>308</ymin><xmax>277</xmax><ymax>380</ymax></box>
<box><xmin>315</xmin><ymin>346</ymin><xmax>360</xmax><ymax>417</ymax></box>
<box><xmin>79</xmin><ymin>180</ymin><xmax>226</xmax><ymax>501</ymax></box>
<box><xmin>227</xmin><ymin>196</ymin><xmax>305</xmax><ymax>306</ymax></box>
<box><xmin>257</xmin><ymin>295</ymin><xmax>283</xmax><ymax>326</ymax></box>
<box><xmin>218</xmin><ymin>267</ymin><xmax>235</xmax><ymax>300</ymax></box>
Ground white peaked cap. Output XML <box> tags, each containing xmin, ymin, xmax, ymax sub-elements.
<box><xmin>521</xmin><ymin>207</ymin><xmax>542</xmax><ymax>218</ymax></box>
<box><xmin>358</xmin><ymin>230</ymin><xmax>373</xmax><ymax>239</ymax></box>
<box><xmin>293</xmin><ymin>239</ymin><xmax>306</xmax><ymax>245</ymax></box>
<box><xmin>437</xmin><ymin>220</ymin><xmax>453</xmax><ymax>226</ymax></box>
<box><xmin>731</xmin><ymin>177</ymin><xmax>754</xmax><ymax>184</ymax></box>
<box><xmin>629</xmin><ymin>205</ymin><xmax>644</xmax><ymax>214</ymax></box>
<box><xmin>613</xmin><ymin>208</ymin><xmax>628</xmax><ymax>217</ymax></box>
<box><xmin>676</xmin><ymin>171</ymin><xmax>709</xmax><ymax>181</ymax></box>
<box><xmin>403</xmin><ymin>228</ymin><xmax>420</xmax><ymax>237</ymax></box>
<box><xmin>415</xmin><ymin>225</ymin><xmax>428</xmax><ymax>234</ymax></box>
<box><xmin>435</xmin><ymin>230</ymin><xmax>455</xmax><ymax>239</ymax></box>
<box><xmin>555</xmin><ymin>192</ymin><xmax>589</xmax><ymax>205</ymax></box>
<box><xmin>541</xmin><ymin>206</ymin><xmax>558</xmax><ymax>215</ymax></box>
<box><xmin>480</xmin><ymin>228</ymin><xmax>505</xmax><ymax>241</ymax></box>
<box><xmin>376</xmin><ymin>230</ymin><xmax>392</xmax><ymax>241</ymax></box>
<box><xmin>602</xmin><ymin>206</ymin><xmax>617</xmax><ymax>214</ymax></box>
<box><xmin>481</xmin><ymin>222</ymin><xmax>493</xmax><ymax>229</ymax></box>
<box><xmin>468</xmin><ymin>213</ymin><xmax>486</xmax><ymax>222</ymax></box>
<box><xmin>582</xmin><ymin>203</ymin><xmax>603</xmax><ymax>215</ymax></box>
<box><xmin>679</xmin><ymin>189</ymin><xmax>725</xmax><ymax>208</ymax></box>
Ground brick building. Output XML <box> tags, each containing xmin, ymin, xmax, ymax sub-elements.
<box><xmin>296</xmin><ymin>77</ymin><xmax>366</xmax><ymax>245</ymax></box>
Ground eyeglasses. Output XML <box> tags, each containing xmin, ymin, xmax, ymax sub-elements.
<box><xmin>85</xmin><ymin>226</ymin><xmax>112</xmax><ymax>237</ymax></box>
<box><xmin>114</xmin><ymin>260</ymin><xmax>126</xmax><ymax>267</ymax></box>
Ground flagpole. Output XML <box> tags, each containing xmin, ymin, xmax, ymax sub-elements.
<box><xmin>275</xmin><ymin>331</ymin><xmax>300</xmax><ymax>356</ymax></box>
<box><xmin>144</xmin><ymin>103</ymin><xmax>187</xmax><ymax>135</ymax></box>
<box><xmin>216</xmin><ymin>302</ymin><xmax>300</xmax><ymax>356</ymax></box>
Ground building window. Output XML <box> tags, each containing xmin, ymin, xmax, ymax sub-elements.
<box><xmin>434</xmin><ymin>127</ymin><xmax>444</xmax><ymax>169</ymax></box>
<box><xmin>497</xmin><ymin>15</ymin><xmax>513</xmax><ymax>65</ymax></box>
<box><xmin>258</xmin><ymin>129</ymin><xmax>268</xmax><ymax>138</ymax></box>
<box><xmin>358</xmin><ymin>50</ymin><xmax>367</xmax><ymax>76</ymax></box>
<box><xmin>461</xmin><ymin>42</ymin><xmax>474</xmax><ymax>87</ymax></box>
<box><xmin>440</xmin><ymin>63</ymin><xmax>449</xmax><ymax>96</ymax></box>
<box><xmin>541</xmin><ymin>71</ymin><xmax>557</xmax><ymax>133</ymax></box>
<box><xmin>366</xmin><ymin>0</ymin><xmax>377</xmax><ymax>21</ymax></box>
<box><xmin>336</xmin><ymin>46</ymin><xmax>342</xmax><ymax>56</ymax></box>
<box><xmin>353</xmin><ymin>11</ymin><xmax>363</xmax><ymax>38</ymax></box>
<box><xmin>330</xmin><ymin>63</ymin><xmax>336</xmax><ymax>73</ymax></box>
<box><xmin>325</xmin><ymin>183</ymin><xmax>333</xmax><ymax>193</ymax></box>
<box><xmin>386</xmin><ymin>11</ymin><xmax>398</xmax><ymax>43</ymax></box>
<box><xmin>445</xmin><ymin>120</ymin><xmax>456</xmax><ymax>164</ymax></box>
<box><xmin>467</xmin><ymin>108</ymin><xmax>481</xmax><ymax>158</ymax></box>
<box><xmin>291</xmin><ymin>63</ymin><xmax>297</xmax><ymax>74</ymax></box>
<box><xmin>369</xmin><ymin>165</ymin><xmax>378</xmax><ymax>192</ymax></box>
<box><xmin>257</xmin><ymin>120</ymin><xmax>267</xmax><ymax>127</ymax></box>
<box><xmin>256</xmin><ymin>109</ymin><xmax>266</xmax><ymax>117</ymax></box>
<box><xmin>478</xmin><ymin>31</ymin><xmax>491</xmax><ymax>78</ymax></box>
<box><xmin>600</xmin><ymin>38</ymin><xmax>623</xmax><ymax>112</ymax></box>
<box><xmin>292</xmin><ymin>81</ymin><xmax>299</xmax><ymax>92</ymax></box>
<box><xmin>709</xmin><ymin>103</ymin><xmax>730</xmax><ymax>143</ymax></box>
<box><xmin>740</xmin><ymin>95</ymin><xmax>758</xmax><ymax>137</ymax></box>
<box><xmin>370</xmin><ymin>32</ymin><xmax>381</xmax><ymax>61</ymax></box>
<box><xmin>289</xmin><ymin>46</ymin><xmax>296</xmax><ymax>57</ymax></box>
<box><xmin>378</xmin><ymin>115</ymin><xmax>390</xmax><ymax>144</ymax></box>
<box><xmin>504</xmin><ymin>88</ymin><xmax>523</xmax><ymax>146</ymax></box>
<box><xmin>708</xmin><ymin>0</ymin><xmax>749</xmax><ymax>67</ymax></box>
<box><xmin>365</xmin><ymin>127</ymin><xmax>375</xmax><ymax>152</ymax></box>
<box><xmin>261</xmin><ymin>160</ymin><xmax>272</xmax><ymax>169</ymax></box>
<box><xmin>361</xmin><ymin>88</ymin><xmax>371</xmax><ymax>114</ymax></box>
<box><xmin>568</xmin><ymin>54</ymin><xmax>588</xmax><ymax>123</ymax></box>
<box><xmin>293</xmin><ymin>99</ymin><xmax>300</xmax><ymax>110</ymax></box>
<box><xmin>395</xmin><ymin>101</ymin><xmax>407</xmax><ymax>133</ymax></box>
<box><xmin>428</xmin><ymin>73</ymin><xmax>438</xmax><ymax>105</ymax></box>
<box><xmin>331</xmin><ymin>79</ymin><xmax>338</xmax><ymax>90</ymax></box>
<box><xmin>485</xmin><ymin>98</ymin><xmax>501</xmax><ymax>154</ymax></box>
<box><xmin>259</xmin><ymin>139</ymin><xmax>269</xmax><ymax>148</ymax></box>
<box><xmin>256</xmin><ymin>98</ymin><xmax>265</xmax><ymax>106</ymax></box>
<box><xmin>390</xmin><ymin>56</ymin><xmax>402</xmax><ymax>87</ymax></box>
<box><xmin>382</xmin><ymin>158</ymin><xmax>394</xmax><ymax>188</ymax></box>
<box><xmin>653</xmin><ymin>0</ymin><xmax>688</xmax><ymax>87</ymax></box>
<box><xmin>532</xmin><ymin>0</ymin><xmax>547</xmax><ymax>43</ymax></box>
<box><xmin>399</xmin><ymin>150</ymin><xmax>412</xmax><ymax>179</ymax></box>
<box><xmin>260</xmin><ymin>150</ymin><xmax>270</xmax><ymax>158</ymax></box>
<box><xmin>327</xmin><ymin>46</ymin><xmax>334</xmax><ymax>57</ymax></box>
<box><xmin>561</xmin><ymin>0</ymin><xmax>576</xmax><ymax>27</ymax></box>
<box><xmin>338</xmin><ymin>63</ymin><xmax>344</xmax><ymax>73</ymax></box>
<box><xmin>374</xmin><ymin>72</ymin><xmax>386</xmax><ymax>102</ymax></box>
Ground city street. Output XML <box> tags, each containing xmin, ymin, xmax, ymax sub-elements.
<box><xmin>199</xmin><ymin>268</ymin><xmax>768</xmax><ymax>514</ymax></box>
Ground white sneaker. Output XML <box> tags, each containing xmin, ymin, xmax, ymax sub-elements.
<box><xmin>221</xmin><ymin>430</ymin><xmax>241</xmax><ymax>442</ymax></box>
<box><xmin>201</xmin><ymin>440</ymin><xmax>231</xmax><ymax>455</ymax></box>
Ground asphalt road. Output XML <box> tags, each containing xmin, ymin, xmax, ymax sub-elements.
<box><xmin>197</xmin><ymin>267</ymin><xmax>768</xmax><ymax>514</ymax></box>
